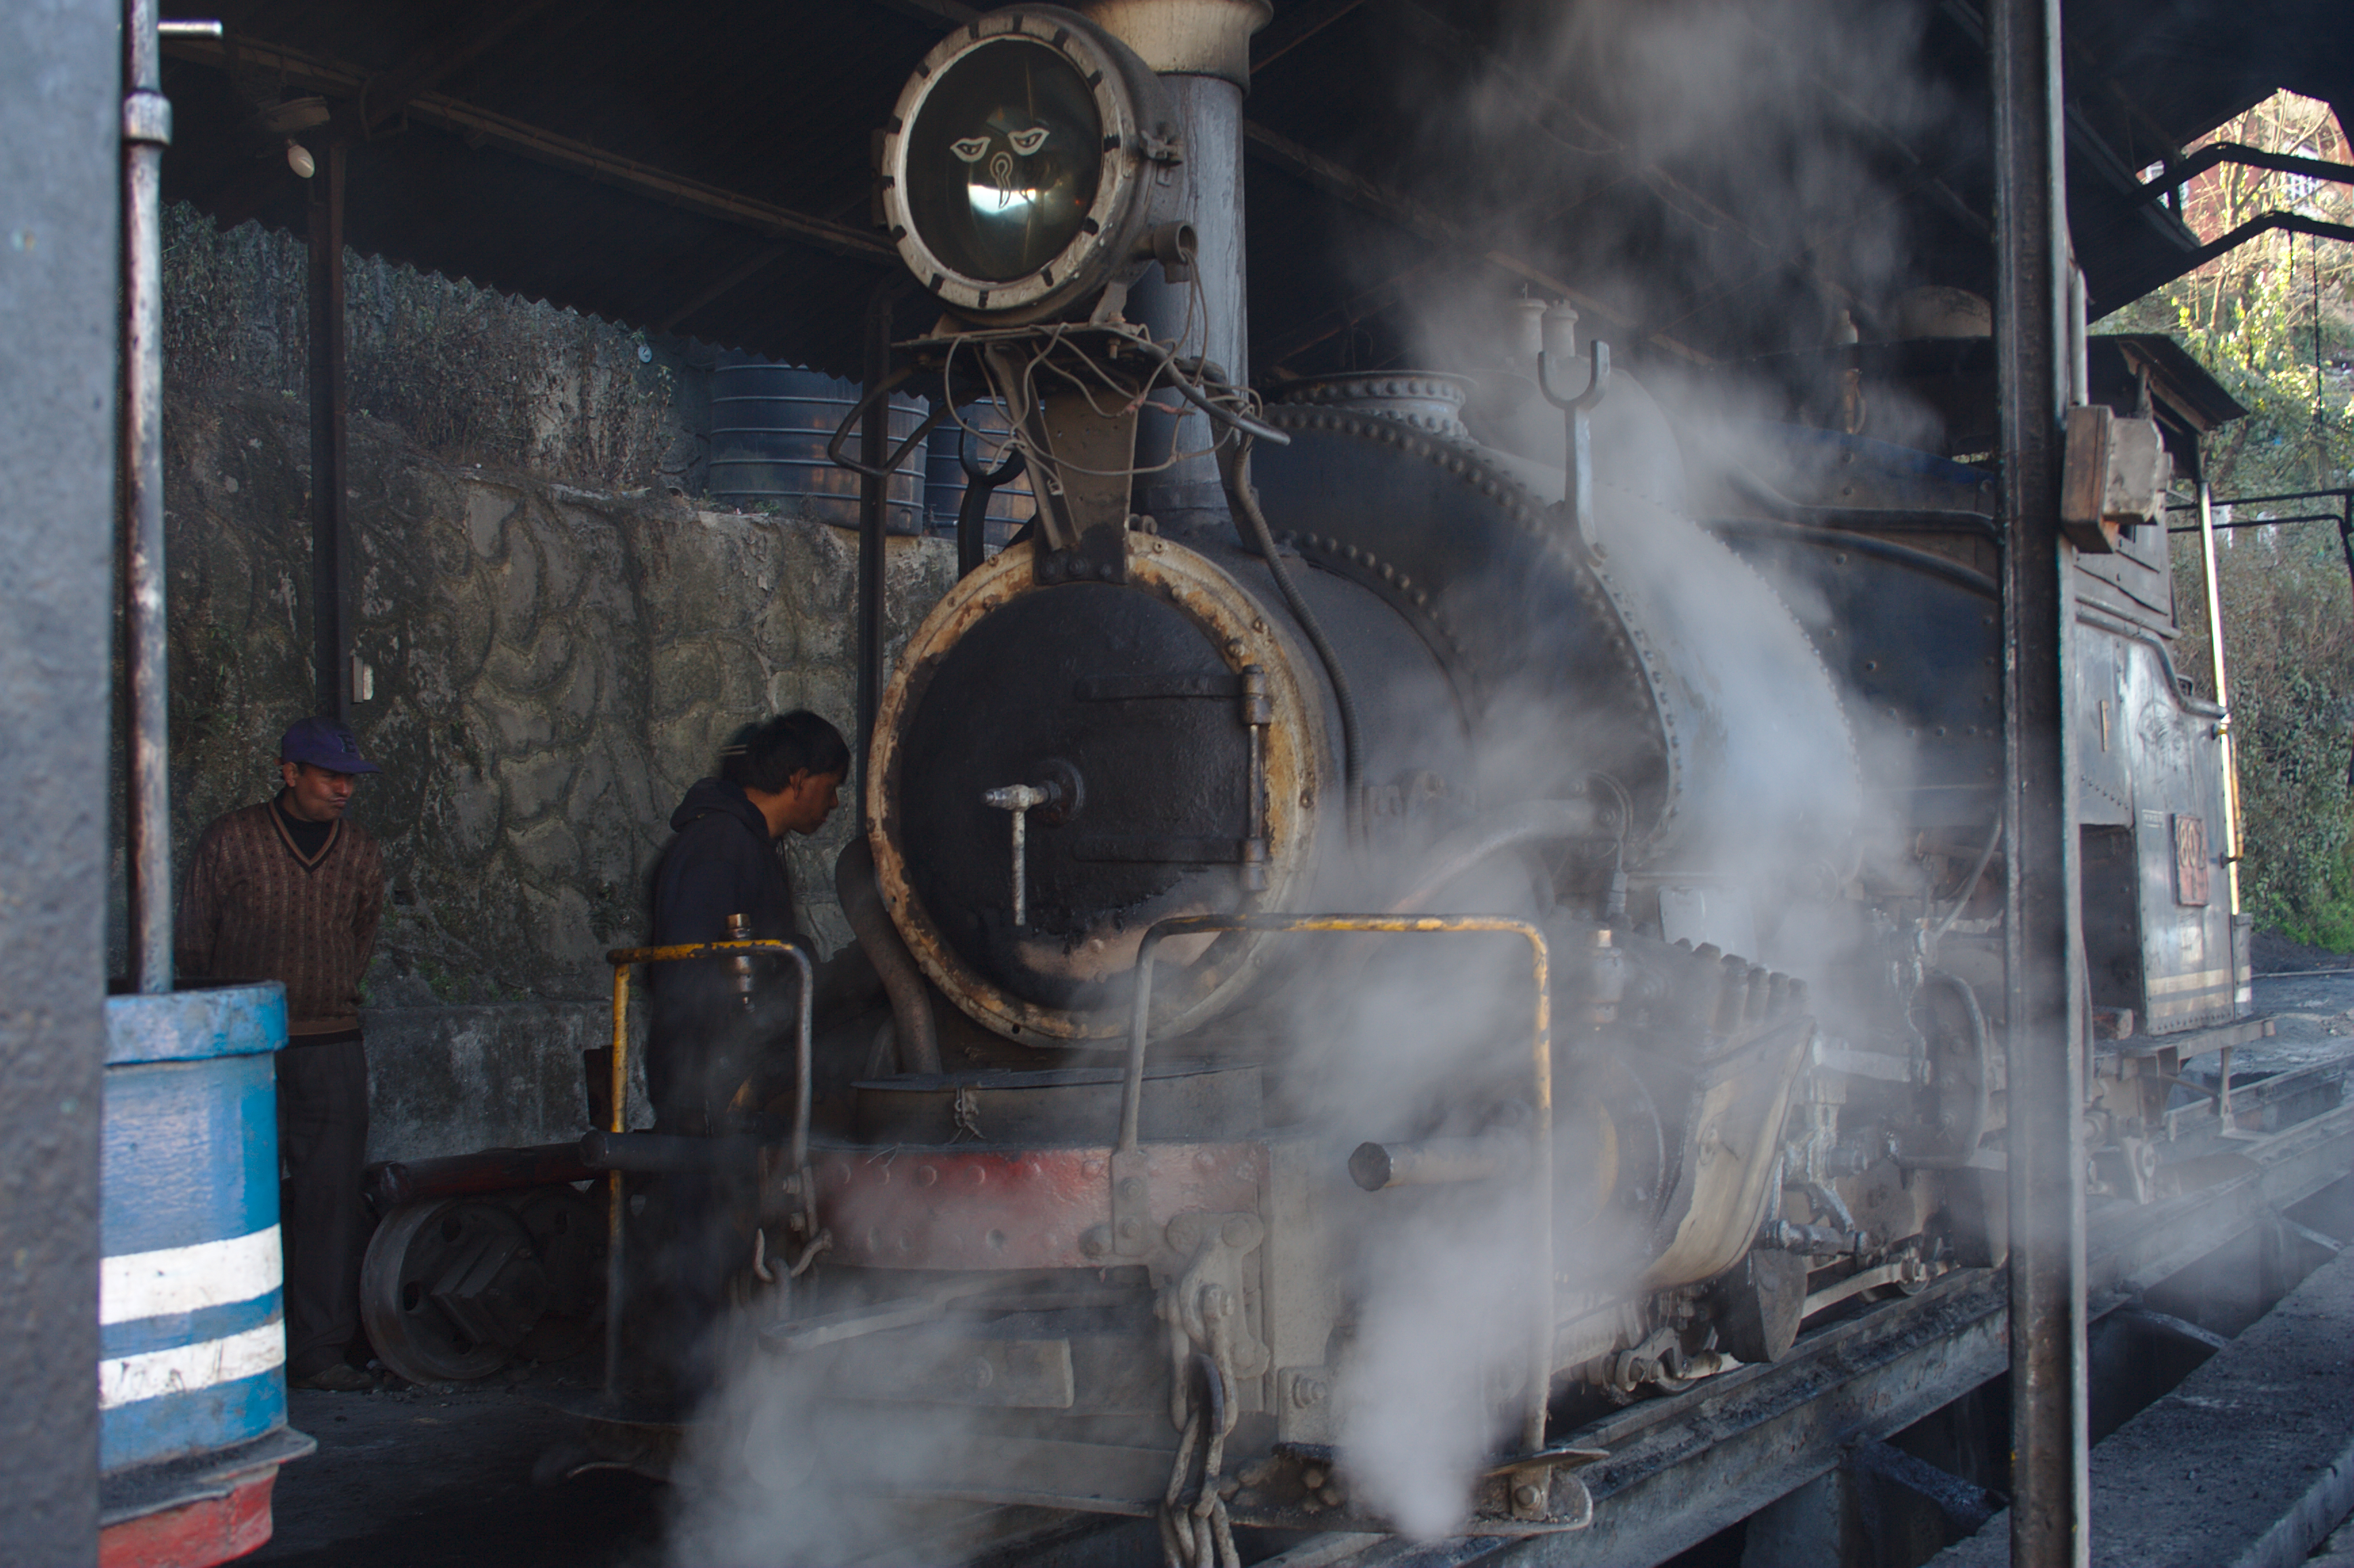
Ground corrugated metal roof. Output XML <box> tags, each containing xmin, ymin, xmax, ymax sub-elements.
<box><xmin>159</xmin><ymin>0</ymin><xmax>2351</xmax><ymax>385</ymax></box>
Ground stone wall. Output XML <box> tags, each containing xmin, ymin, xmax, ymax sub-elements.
<box><xmin>142</xmin><ymin>215</ymin><xmax>961</xmax><ymax>1161</ymax></box>
<box><xmin>359</xmin><ymin>1003</ymin><xmax>625</xmax><ymax>1164</ymax></box>
<box><xmin>149</xmin><ymin>387</ymin><xmax>955</xmax><ymax>1010</ymax></box>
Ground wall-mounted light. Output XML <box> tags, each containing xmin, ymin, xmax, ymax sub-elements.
<box><xmin>253</xmin><ymin>95</ymin><xmax>329</xmax><ymax>179</ymax></box>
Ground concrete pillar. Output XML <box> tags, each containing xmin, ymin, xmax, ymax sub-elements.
<box><xmin>0</xmin><ymin>1</ymin><xmax>118</xmax><ymax>1556</ymax></box>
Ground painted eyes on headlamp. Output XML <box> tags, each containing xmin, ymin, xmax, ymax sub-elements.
<box><xmin>949</xmin><ymin>126</ymin><xmax>1054</xmax><ymax>165</ymax></box>
<box><xmin>904</xmin><ymin>38</ymin><xmax>1104</xmax><ymax>284</ymax></box>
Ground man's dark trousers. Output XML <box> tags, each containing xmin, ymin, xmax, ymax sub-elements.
<box><xmin>278</xmin><ymin>1039</ymin><xmax>371</xmax><ymax>1380</ymax></box>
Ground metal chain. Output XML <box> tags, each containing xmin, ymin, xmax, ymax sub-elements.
<box><xmin>1158</xmin><ymin>1281</ymin><xmax>1242</xmax><ymax>1568</ymax></box>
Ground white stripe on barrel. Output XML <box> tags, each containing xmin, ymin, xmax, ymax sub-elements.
<box><xmin>99</xmin><ymin>1319</ymin><xmax>287</xmax><ymax>1409</ymax></box>
<box><xmin>100</xmin><ymin>1225</ymin><xmax>283</xmax><ymax>1325</ymax></box>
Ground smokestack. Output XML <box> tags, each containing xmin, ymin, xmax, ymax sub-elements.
<box><xmin>1086</xmin><ymin>0</ymin><xmax>1268</xmax><ymax>520</ymax></box>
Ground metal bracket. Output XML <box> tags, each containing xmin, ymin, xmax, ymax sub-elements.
<box><xmin>2061</xmin><ymin>403</ymin><xmax>2172</xmax><ymax>552</ymax></box>
<box><xmin>1239</xmin><ymin>666</ymin><xmax>1271</xmax><ymax>891</ymax></box>
<box><xmin>1487</xmin><ymin>1445</ymin><xmax>1607</xmax><ymax>1527</ymax></box>
<box><xmin>1034</xmin><ymin>520</ymin><xmax>1129</xmax><ymax>585</ymax></box>
<box><xmin>121</xmin><ymin>89</ymin><xmax>172</xmax><ymax>148</ymax></box>
<box><xmin>1539</xmin><ymin>338</ymin><xmax>1612</xmax><ymax>561</ymax></box>
<box><xmin>1109</xmin><ymin>1147</ymin><xmax>1154</xmax><ymax>1257</ymax></box>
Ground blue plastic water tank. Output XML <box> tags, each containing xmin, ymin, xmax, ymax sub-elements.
<box><xmin>923</xmin><ymin>401</ymin><xmax>1037</xmax><ymax>552</ymax></box>
<box><xmin>708</xmin><ymin>356</ymin><xmax>928</xmax><ymax>532</ymax></box>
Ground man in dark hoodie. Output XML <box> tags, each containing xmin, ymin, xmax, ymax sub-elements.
<box><xmin>647</xmin><ymin>710</ymin><xmax>849</xmax><ymax>1129</ymax></box>
<box><xmin>631</xmin><ymin>710</ymin><xmax>848</xmax><ymax>1406</ymax></box>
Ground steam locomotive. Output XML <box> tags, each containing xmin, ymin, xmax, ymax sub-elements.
<box><xmin>362</xmin><ymin>0</ymin><xmax>2247</xmax><ymax>1550</ymax></box>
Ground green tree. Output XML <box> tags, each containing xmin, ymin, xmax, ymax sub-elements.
<box><xmin>2111</xmin><ymin>93</ymin><xmax>2354</xmax><ymax>945</ymax></box>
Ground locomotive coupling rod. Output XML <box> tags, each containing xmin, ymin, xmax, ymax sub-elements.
<box><xmin>603</xmin><ymin>939</ymin><xmax>814</xmax><ymax>1399</ymax></box>
<box><xmin>1128</xmin><ymin>912</ymin><xmax>1554</xmax><ymax>1455</ymax></box>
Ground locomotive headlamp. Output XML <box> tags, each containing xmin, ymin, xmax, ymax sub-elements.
<box><xmin>882</xmin><ymin>6</ymin><xmax>1178</xmax><ymax>323</ymax></box>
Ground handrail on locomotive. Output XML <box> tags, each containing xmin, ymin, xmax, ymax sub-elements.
<box><xmin>597</xmin><ymin>938</ymin><xmax>815</xmax><ymax>1394</ymax></box>
<box><xmin>1126</xmin><ymin>913</ymin><xmax>1556</xmax><ymax>1457</ymax></box>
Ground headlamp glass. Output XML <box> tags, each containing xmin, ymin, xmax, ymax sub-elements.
<box><xmin>905</xmin><ymin>38</ymin><xmax>1102</xmax><ymax>284</ymax></box>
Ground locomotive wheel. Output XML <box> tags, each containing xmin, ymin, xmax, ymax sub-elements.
<box><xmin>512</xmin><ymin>1186</ymin><xmax>606</xmax><ymax>1365</ymax></box>
<box><xmin>360</xmin><ymin>1197</ymin><xmax>543</xmax><ymax>1385</ymax></box>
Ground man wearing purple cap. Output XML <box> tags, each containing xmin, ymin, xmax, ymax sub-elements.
<box><xmin>178</xmin><ymin>716</ymin><xmax>386</xmax><ymax>1392</ymax></box>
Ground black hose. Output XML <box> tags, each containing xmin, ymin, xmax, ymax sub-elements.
<box><xmin>954</xmin><ymin>426</ymin><xmax>1025</xmax><ymax>579</ymax></box>
<box><xmin>1216</xmin><ymin>434</ymin><xmax>1365</xmax><ymax>848</ymax></box>
<box><xmin>834</xmin><ymin>836</ymin><xmax>941</xmax><ymax>1075</ymax></box>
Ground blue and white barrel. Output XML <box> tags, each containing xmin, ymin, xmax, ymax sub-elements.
<box><xmin>100</xmin><ymin>984</ymin><xmax>291</xmax><ymax>1473</ymax></box>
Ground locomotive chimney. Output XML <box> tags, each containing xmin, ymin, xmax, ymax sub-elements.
<box><xmin>1084</xmin><ymin>0</ymin><xmax>1268</xmax><ymax>521</ymax></box>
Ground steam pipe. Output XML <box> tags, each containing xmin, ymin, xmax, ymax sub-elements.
<box><xmin>1388</xmin><ymin>798</ymin><xmax>1604</xmax><ymax>913</ymax></box>
<box><xmin>121</xmin><ymin>0</ymin><xmax>172</xmax><ymax>994</ymax></box>
<box><xmin>1218</xmin><ymin>435</ymin><xmax>1365</xmax><ymax>846</ymax></box>
<box><xmin>1090</xmin><ymin>0</ymin><xmax>1268</xmax><ymax>515</ymax></box>
<box><xmin>835</xmin><ymin>836</ymin><xmax>941</xmax><ymax>1075</ymax></box>
<box><xmin>1348</xmin><ymin>1134</ymin><xmax>1524</xmax><ymax>1191</ymax></box>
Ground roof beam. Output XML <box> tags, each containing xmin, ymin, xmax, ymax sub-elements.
<box><xmin>1250</xmin><ymin>0</ymin><xmax>1370</xmax><ymax>75</ymax></box>
<box><xmin>165</xmin><ymin>34</ymin><xmax>894</xmax><ymax>262</ymax></box>
<box><xmin>2134</xmin><ymin>142</ymin><xmax>2354</xmax><ymax>206</ymax></box>
<box><xmin>658</xmin><ymin>244</ymin><xmax>791</xmax><ymax>334</ymax></box>
<box><xmin>330</xmin><ymin>0</ymin><xmax>562</xmax><ymax>140</ymax></box>
<box><xmin>2092</xmin><ymin>210</ymin><xmax>2354</xmax><ymax>316</ymax></box>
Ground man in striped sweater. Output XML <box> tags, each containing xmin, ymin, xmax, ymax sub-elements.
<box><xmin>178</xmin><ymin>717</ymin><xmax>386</xmax><ymax>1392</ymax></box>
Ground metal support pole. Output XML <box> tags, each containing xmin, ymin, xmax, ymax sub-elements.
<box><xmin>1990</xmin><ymin>0</ymin><xmax>2088</xmax><ymax>1559</ymax></box>
<box><xmin>122</xmin><ymin>0</ymin><xmax>172</xmax><ymax>995</ymax></box>
<box><xmin>2195</xmin><ymin>476</ymin><xmax>2242</xmax><ymax>913</ymax></box>
<box><xmin>307</xmin><ymin>142</ymin><xmax>349</xmax><ymax>722</ymax></box>
<box><xmin>855</xmin><ymin>285</ymin><xmax>892</xmax><ymax>831</ymax></box>
<box><xmin>0</xmin><ymin>0</ymin><xmax>121</xmax><ymax>1553</ymax></box>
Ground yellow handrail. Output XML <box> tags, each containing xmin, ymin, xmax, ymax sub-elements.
<box><xmin>599</xmin><ymin>938</ymin><xmax>812</xmax><ymax>1399</ymax></box>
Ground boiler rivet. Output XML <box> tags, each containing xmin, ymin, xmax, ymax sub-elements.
<box><xmin>915</xmin><ymin>1165</ymin><xmax>938</xmax><ymax>1187</ymax></box>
